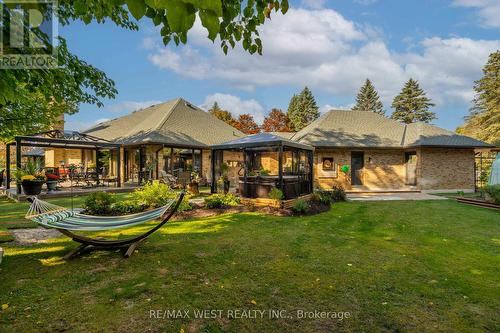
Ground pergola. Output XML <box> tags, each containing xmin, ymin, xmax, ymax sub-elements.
<box><xmin>5</xmin><ymin>130</ymin><xmax>121</xmax><ymax>194</ymax></box>
<box><xmin>211</xmin><ymin>133</ymin><xmax>314</xmax><ymax>199</ymax></box>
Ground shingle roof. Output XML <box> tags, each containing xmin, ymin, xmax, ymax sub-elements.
<box><xmin>84</xmin><ymin>98</ymin><xmax>244</xmax><ymax>147</ymax></box>
<box><xmin>268</xmin><ymin>132</ymin><xmax>296</xmax><ymax>139</ymax></box>
<box><xmin>292</xmin><ymin>110</ymin><xmax>494</xmax><ymax>148</ymax></box>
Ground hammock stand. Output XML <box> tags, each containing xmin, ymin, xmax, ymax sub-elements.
<box><xmin>26</xmin><ymin>192</ymin><xmax>185</xmax><ymax>259</ymax></box>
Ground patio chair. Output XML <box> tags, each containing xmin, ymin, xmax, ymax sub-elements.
<box><xmin>25</xmin><ymin>191</ymin><xmax>185</xmax><ymax>259</ymax></box>
<box><xmin>159</xmin><ymin>170</ymin><xmax>179</xmax><ymax>188</ymax></box>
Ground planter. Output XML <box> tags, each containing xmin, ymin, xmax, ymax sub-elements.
<box><xmin>21</xmin><ymin>180</ymin><xmax>45</xmax><ymax>195</ymax></box>
<box><xmin>46</xmin><ymin>180</ymin><xmax>58</xmax><ymax>192</ymax></box>
<box><xmin>187</xmin><ymin>182</ymin><xmax>199</xmax><ymax>195</ymax></box>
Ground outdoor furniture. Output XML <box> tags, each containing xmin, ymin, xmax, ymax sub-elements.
<box><xmin>25</xmin><ymin>191</ymin><xmax>185</xmax><ymax>259</ymax></box>
<box><xmin>159</xmin><ymin>170</ymin><xmax>179</xmax><ymax>188</ymax></box>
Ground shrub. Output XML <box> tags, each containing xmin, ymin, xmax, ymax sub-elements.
<box><xmin>205</xmin><ymin>194</ymin><xmax>224</xmax><ymax>209</ymax></box>
<box><xmin>269</xmin><ymin>187</ymin><xmax>284</xmax><ymax>201</ymax></box>
<box><xmin>292</xmin><ymin>199</ymin><xmax>310</xmax><ymax>214</ymax></box>
<box><xmin>313</xmin><ymin>190</ymin><xmax>333</xmax><ymax>205</ymax></box>
<box><xmin>484</xmin><ymin>185</ymin><xmax>500</xmax><ymax>204</ymax></box>
<box><xmin>331</xmin><ymin>185</ymin><xmax>347</xmax><ymax>202</ymax></box>
<box><xmin>204</xmin><ymin>193</ymin><xmax>240</xmax><ymax>209</ymax></box>
<box><xmin>112</xmin><ymin>200</ymin><xmax>148</xmax><ymax>215</ymax></box>
<box><xmin>132</xmin><ymin>182</ymin><xmax>192</xmax><ymax>212</ymax></box>
<box><xmin>84</xmin><ymin>192</ymin><xmax>115</xmax><ymax>215</ymax></box>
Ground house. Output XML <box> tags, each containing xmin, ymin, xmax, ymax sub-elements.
<box><xmin>292</xmin><ymin>110</ymin><xmax>494</xmax><ymax>192</ymax></box>
<box><xmin>83</xmin><ymin>98</ymin><xmax>244</xmax><ymax>184</ymax></box>
<box><xmin>16</xmin><ymin>98</ymin><xmax>493</xmax><ymax>194</ymax></box>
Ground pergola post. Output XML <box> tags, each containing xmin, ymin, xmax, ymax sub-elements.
<box><xmin>116</xmin><ymin>148</ymin><xmax>121</xmax><ymax>187</ymax></box>
<box><xmin>210</xmin><ymin>149</ymin><xmax>217</xmax><ymax>193</ymax></box>
<box><xmin>5</xmin><ymin>143</ymin><xmax>11</xmax><ymax>189</ymax></box>
<box><xmin>308</xmin><ymin>150</ymin><xmax>314</xmax><ymax>193</ymax></box>
<box><xmin>15</xmin><ymin>138</ymin><xmax>22</xmax><ymax>194</ymax></box>
<box><xmin>138</xmin><ymin>146</ymin><xmax>145</xmax><ymax>185</ymax></box>
<box><xmin>170</xmin><ymin>147</ymin><xmax>174</xmax><ymax>174</ymax></box>
<box><xmin>278</xmin><ymin>144</ymin><xmax>283</xmax><ymax>192</ymax></box>
<box><xmin>242</xmin><ymin>148</ymin><xmax>247</xmax><ymax>197</ymax></box>
<box><xmin>95</xmin><ymin>148</ymin><xmax>100</xmax><ymax>186</ymax></box>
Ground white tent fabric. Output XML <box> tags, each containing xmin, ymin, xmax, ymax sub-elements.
<box><xmin>489</xmin><ymin>153</ymin><xmax>500</xmax><ymax>186</ymax></box>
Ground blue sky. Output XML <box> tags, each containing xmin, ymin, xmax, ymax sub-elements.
<box><xmin>62</xmin><ymin>0</ymin><xmax>500</xmax><ymax>131</ymax></box>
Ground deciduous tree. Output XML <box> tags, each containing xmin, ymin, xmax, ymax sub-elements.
<box><xmin>262</xmin><ymin>109</ymin><xmax>293</xmax><ymax>132</ymax></box>
<box><xmin>390</xmin><ymin>79</ymin><xmax>436</xmax><ymax>124</ymax></box>
<box><xmin>352</xmin><ymin>79</ymin><xmax>385</xmax><ymax>115</ymax></box>
<box><xmin>1</xmin><ymin>0</ymin><xmax>291</xmax><ymax>141</ymax></box>
<box><xmin>234</xmin><ymin>114</ymin><xmax>260</xmax><ymax>134</ymax></box>
<box><xmin>208</xmin><ymin>102</ymin><xmax>237</xmax><ymax>127</ymax></box>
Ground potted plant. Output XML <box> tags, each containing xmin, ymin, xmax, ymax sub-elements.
<box><xmin>16</xmin><ymin>160</ymin><xmax>46</xmax><ymax>195</ymax></box>
<box><xmin>45</xmin><ymin>173</ymin><xmax>60</xmax><ymax>192</ymax></box>
<box><xmin>188</xmin><ymin>171</ymin><xmax>200</xmax><ymax>195</ymax></box>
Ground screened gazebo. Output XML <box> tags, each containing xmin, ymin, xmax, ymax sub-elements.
<box><xmin>5</xmin><ymin>130</ymin><xmax>121</xmax><ymax>194</ymax></box>
<box><xmin>211</xmin><ymin>133</ymin><xmax>314</xmax><ymax>199</ymax></box>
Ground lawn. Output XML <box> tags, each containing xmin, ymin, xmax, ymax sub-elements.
<box><xmin>0</xmin><ymin>196</ymin><xmax>499</xmax><ymax>332</ymax></box>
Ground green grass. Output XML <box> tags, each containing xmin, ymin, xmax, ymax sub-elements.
<box><xmin>0</xmin><ymin>196</ymin><xmax>499</xmax><ymax>332</ymax></box>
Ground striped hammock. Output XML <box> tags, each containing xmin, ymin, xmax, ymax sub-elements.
<box><xmin>26</xmin><ymin>197</ymin><xmax>175</xmax><ymax>231</ymax></box>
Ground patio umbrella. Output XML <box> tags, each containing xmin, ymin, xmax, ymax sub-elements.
<box><xmin>488</xmin><ymin>153</ymin><xmax>500</xmax><ymax>186</ymax></box>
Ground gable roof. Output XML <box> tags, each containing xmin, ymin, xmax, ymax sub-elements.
<box><xmin>84</xmin><ymin>98</ymin><xmax>244</xmax><ymax>147</ymax></box>
<box><xmin>292</xmin><ymin>110</ymin><xmax>493</xmax><ymax>149</ymax></box>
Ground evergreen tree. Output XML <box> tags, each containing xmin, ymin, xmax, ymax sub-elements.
<box><xmin>234</xmin><ymin>114</ymin><xmax>260</xmax><ymax>134</ymax></box>
<box><xmin>390</xmin><ymin>79</ymin><xmax>436</xmax><ymax>124</ymax></box>
<box><xmin>457</xmin><ymin>51</ymin><xmax>500</xmax><ymax>145</ymax></box>
<box><xmin>262</xmin><ymin>109</ymin><xmax>293</xmax><ymax>132</ymax></box>
<box><xmin>208</xmin><ymin>102</ymin><xmax>237</xmax><ymax>127</ymax></box>
<box><xmin>352</xmin><ymin>79</ymin><xmax>385</xmax><ymax>115</ymax></box>
<box><xmin>287</xmin><ymin>87</ymin><xmax>320</xmax><ymax>131</ymax></box>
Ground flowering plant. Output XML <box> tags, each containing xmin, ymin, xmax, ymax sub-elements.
<box><xmin>46</xmin><ymin>173</ymin><xmax>60</xmax><ymax>181</ymax></box>
<box><xmin>21</xmin><ymin>175</ymin><xmax>36</xmax><ymax>181</ymax></box>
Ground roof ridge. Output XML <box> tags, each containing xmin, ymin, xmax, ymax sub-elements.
<box><xmin>401</xmin><ymin>124</ymin><xmax>407</xmax><ymax>146</ymax></box>
<box><xmin>155</xmin><ymin>98</ymin><xmax>183</xmax><ymax>131</ymax></box>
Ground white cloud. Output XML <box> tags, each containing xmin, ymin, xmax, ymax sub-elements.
<box><xmin>453</xmin><ymin>0</ymin><xmax>500</xmax><ymax>28</ymax></box>
<box><xmin>106</xmin><ymin>100</ymin><xmax>163</xmax><ymax>113</ymax></box>
<box><xmin>400</xmin><ymin>37</ymin><xmax>500</xmax><ymax>104</ymax></box>
<box><xmin>200</xmin><ymin>93</ymin><xmax>266</xmax><ymax>123</ymax></box>
<box><xmin>146</xmin><ymin>7</ymin><xmax>499</xmax><ymax>112</ymax></box>
<box><xmin>320</xmin><ymin>103</ymin><xmax>355</xmax><ymax>113</ymax></box>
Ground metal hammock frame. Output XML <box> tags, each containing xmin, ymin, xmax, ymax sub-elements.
<box><xmin>26</xmin><ymin>191</ymin><xmax>185</xmax><ymax>259</ymax></box>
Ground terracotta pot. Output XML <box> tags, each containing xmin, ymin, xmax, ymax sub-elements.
<box><xmin>21</xmin><ymin>180</ymin><xmax>44</xmax><ymax>195</ymax></box>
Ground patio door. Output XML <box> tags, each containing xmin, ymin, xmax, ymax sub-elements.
<box><xmin>405</xmin><ymin>152</ymin><xmax>417</xmax><ymax>185</ymax></box>
<box><xmin>351</xmin><ymin>152</ymin><xmax>364</xmax><ymax>185</ymax></box>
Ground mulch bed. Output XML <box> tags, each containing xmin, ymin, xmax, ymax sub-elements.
<box><xmin>173</xmin><ymin>201</ymin><xmax>331</xmax><ymax>221</ymax></box>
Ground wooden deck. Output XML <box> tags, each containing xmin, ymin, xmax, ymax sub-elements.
<box><xmin>240</xmin><ymin>194</ymin><xmax>313</xmax><ymax>209</ymax></box>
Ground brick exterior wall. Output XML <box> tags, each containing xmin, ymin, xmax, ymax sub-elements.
<box><xmin>418</xmin><ymin>148</ymin><xmax>475</xmax><ymax>190</ymax></box>
<box><xmin>314</xmin><ymin>148</ymin><xmax>476</xmax><ymax>191</ymax></box>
